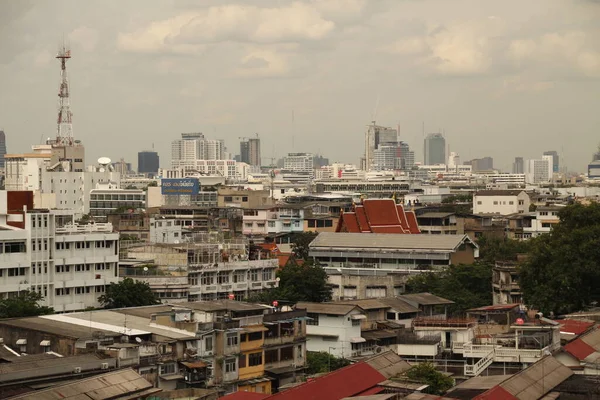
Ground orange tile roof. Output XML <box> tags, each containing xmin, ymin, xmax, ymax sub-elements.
<box><xmin>335</xmin><ymin>199</ymin><xmax>420</xmax><ymax>234</ymax></box>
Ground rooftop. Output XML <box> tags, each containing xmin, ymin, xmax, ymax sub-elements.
<box><xmin>474</xmin><ymin>190</ymin><xmax>526</xmax><ymax>196</ymax></box>
<box><xmin>467</xmin><ymin>304</ymin><xmax>521</xmax><ymax>313</ymax></box>
<box><xmin>179</xmin><ymin>300</ymin><xmax>270</xmax><ymax>313</ymax></box>
<box><xmin>400</xmin><ymin>292</ymin><xmax>455</xmax><ymax>306</ymax></box>
<box><xmin>296</xmin><ymin>302</ymin><xmax>360</xmax><ymax>316</ymax></box>
<box><xmin>309</xmin><ymin>232</ymin><xmax>476</xmax><ymax>252</ymax></box>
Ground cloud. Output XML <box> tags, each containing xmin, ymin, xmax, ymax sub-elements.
<box><xmin>382</xmin><ymin>20</ymin><xmax>499</xmax><ymax>76</ymax></box>
<box><xmin>234</xmin><ymin>48</ymin><xmax>291</xmax><ymax>78</ymax></box>
<box><xmin>69</xmin><ymin>26</ymin><xmax>99</xmax><ymax>53</ymax></box>
<box><xmin>501</xmin><ymin>75</ymin><xmax>555</xmax><ymax>93</ymax></box>
<box><xmin>508</xmin><ymin>31</ymin><xmax>600</xmax><ymax>78</ymax></box>
<box><xmin>118</xmin><ymin>3</ymin><xmax>336</xmax><ymax>54</ymax></box>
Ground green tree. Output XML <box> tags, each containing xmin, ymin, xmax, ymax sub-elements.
<box><xmin>406</xmin><ymin>263</ymin><xmax>492</xmax><ymax>314</ymax></box>
<box><xmin>290</xmin><ymin>232</ymin><xmax>318</xmax><ymax>260</ymax></box>
<box><xmin>476</xmin><ymin>236</ymin><xmax>531</xmax><ymax>264</ymax></box>
<box><xmin>249</xmin><ymin>259</ymin><xmax>332</xmax><ymax>304</ymax></box>
<box><xmin>520</xmin><ymin>203</ymin><xmax>600</xmax><ymax>314</ymax></box>
<box><xmin>406</xmin><ymin>363</ymin><xmax>454</xmax><ymax>395</ymax></box>
<box><xmin>99</xmin><ymin>278</ymin><xmax>160</xmax><ymax>309</ymax></box>
<box><xmin>0</xmin><ymin>290</ymin><xmax>54</xmax><ymax>318</ymax></box>
<box><xmin>306</xmin><ymin>351</ymin><xmax>351</xmax><ymax>374</ymax></box>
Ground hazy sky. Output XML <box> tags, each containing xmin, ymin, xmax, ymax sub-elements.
<box><xmin>1</xmin><ymin>0</ymin><xmax>599</xmax><ymax>172</ymax></box>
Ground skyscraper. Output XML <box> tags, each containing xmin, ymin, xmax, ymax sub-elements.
<box><xmin>138</xmin><ymin>151</ymin><xmax>159</xmax><ymax>174</ymax></box>
<box><xmin>424</xmin><ymin>133</ymin><xmax>446</xmax><ymax>165</ymax></box>
<box><xmin>240</xmin><ymin>136</ymin><xmax>261</xmax><ymax>166</ymax></box>
<box><xmin>0</xmin><ymin>130</ymin><xmax>6</xmax><ymax>169</ymax></box>
<box><xmin>172</xmin><ymin>133</ymin><xmax>226</xmax><ymax>162</ymax></box>
<box><xmin>512</xmin><ymin>157</ymin><xmax>524</xmax><ymax>174</ymax></box>
<box><xmin>543</xmin><ymin>150</ymin><xmax>559</xmax><ymax>173</ymax></box>
<box><xmin>364</xmin><ymin>123</ymin><xmax>397</xmax><ymax>171</ymax></box>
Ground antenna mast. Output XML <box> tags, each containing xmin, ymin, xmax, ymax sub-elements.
<box><xmin>56</xmin><ymin>44</ymin><xmax>73</xmax><ymax>145</ymax></box>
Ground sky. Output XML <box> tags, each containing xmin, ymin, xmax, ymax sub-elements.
<box><xmin>0</xmin><ymin>0</ymin><xmax>599</xmax><ymax>173</ymax></box>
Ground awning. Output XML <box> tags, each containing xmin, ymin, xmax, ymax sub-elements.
<box><xmin>180</xmin><ymin>361</ymin><xmax>207</xmax><ymax>369</ymax></box>
<box><xmin>350</xmin><ymin>337</ymin><xmax>367</xmax><ymax>344</ymax></box>
<box><xmin>40</xmin><ymin>340</ymin><xmax>51</xmax><ymax>346</ymax></box>
<box><xmin>243</xmin><ymin>325</ymin><xmax>269</xmax><ymax>333</ymax></box>
<box><xmin>16</xmin><ymin>339</ymin><xmax>27</xmax><ymax>345</ymax></box>
<box><xmin>351</xmin><ymin>314</ymin><xmax>367</xmax><ymax>320</ymax></box>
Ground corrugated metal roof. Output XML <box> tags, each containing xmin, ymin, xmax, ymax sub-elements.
<box><xmin>310</xmin><ymin>232</ymin><xmax>470</xmax><ymax>251</ymax></box>
<box><xmin>8</xmin><ymin>368</ymin><xmax>159</xmax><ymax>400</ymax></box>
<box><xmin>400</xmin><ymin>293</ymin><xmax>455</xmax><ymax>306</ymax></box>
<box><xmin>181</xmin><ymin>300</ymin><xmax>270</xmax><ymax>313</ymax></box>
<box><xmin>377</xmin><ymin>297</ymin><xmax>420</xmax><ymax>314</ymax></box>
<box><xmin>331</xmin><ymin>298</ymin><xmax>388</xmax><ymax>310</ymax></box>
<box><xmin>265</xmin><ymin>361</ymin><xmax>385</xmax><ymax>400</ymax></box>
<box><xmin>296</xmin><ymin>302</ymin><xmax>360</xmax><ymax>316</ymax></box>
<box><xmin>467</xmin><ymin>304</ymin><xmax>520</xmax><ymax>312</ymax></box>
<box><xmin>556</xmin><ymin>319</ymin><xmax>595</xmax><ymax>335</ymax></box>
<box><xmin>363</xmin><ymin>351</ymin><xmax>411</xmax><ymax>379</ymax></box>
<box><xmin>564</xmin><ymin>328</ymin><xmax>600</xmax><ymax>360</ymax></box>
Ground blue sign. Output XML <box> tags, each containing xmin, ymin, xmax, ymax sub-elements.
<box><xmin>161</xmin><ymin>179</ymin><xmax>200</xmax><ymax>195</ymax></box>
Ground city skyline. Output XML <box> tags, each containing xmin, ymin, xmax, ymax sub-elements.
<box><xmin>1</xmin><ymin>0</ymin><xmax>599</xmax><ymax>172</ymax></box>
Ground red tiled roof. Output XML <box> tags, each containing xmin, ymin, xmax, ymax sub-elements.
<box><xmin>222</xmin><ymin>392</ymin><xmax>269</xmax><ymax>400</ymax></box>
<box><xmin>474</xmin><ymin>385</ymin><xmax>517</xmax><ymax>400</ymax></box>
<box><xmin>264</xmin><ymin>362</ymin><xmax>385</xmax><ymax>400</ymax></box>
<box><xmin>405</xmin><ymin>211</ymin><xmax>421</xmax><ymax>234</ymax></box>
<box><xmin>564</xmin><ymin>338</ymin><xmax>597</xmax><ymax>360</ymax></box>
<box><xmin>335</xmin><ymin>199</ymin><xmax>420</xmax><ymax>234</ymax></box>
<box><xmin>556</xmin><ymin>319</ymin><xmax>595</xmax><ymax>335</ymax></box>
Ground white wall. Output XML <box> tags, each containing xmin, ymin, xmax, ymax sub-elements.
<box><xmin>305</xmin><ymin>310</ymin><xmax>363</xmax><ymax>358</ymax></box>
<box><xmin>473</xmin><ymin>192</ymin><xmax>530</xmax><ymax>215</ymax></box>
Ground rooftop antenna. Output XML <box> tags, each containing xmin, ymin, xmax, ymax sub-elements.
<box><xmin>55</xmin><ymin>41</ymin><xmax>73</xmax><ymax>145</ymax></box>
<box><xmin>291</xmin><ymin>110</ymin><xmax>295</xmax><ymax>150</ymax></box>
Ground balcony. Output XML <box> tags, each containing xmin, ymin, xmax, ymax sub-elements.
<box><xmin>462</xmin><ymin>342</ymin><xmax>558</xmax><ymax>364</ymax></box>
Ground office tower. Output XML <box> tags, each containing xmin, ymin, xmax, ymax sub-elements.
<box><xmin>138</xmin><ymin>151</ymin><xmax>159</xmax><ymax>174</ymax></box>
<box><xmin>313</xmin><ymin>155</ymin><xmax>329</xmax><ymax>168</ymax></box>
<box><xmin>512</xmin><ymin>157</ymin><xmax>524</xmax><ymax>174</ymax></box>
<box><xmin>525</xmin><ymin>156</ymin><xmax>552</xmax><ymax>184</ymax></box>
<box><xmin>283</xmin><ymin>153</ymin><xmax>314</xmax><ymax>175</ymax></box>
<box><xmin>364</xmin><ymin>123</ymin><xmax>397</xmax><ymax>171</ymax></box>
<box><xmin>423</xmin><ymin>133</ymin><xmax>446</xmax><ymax>165</ymax></box>
<box><xmin>543</xmin><ymin>150</ymin><xmax>559</xmax><ymax>173</ymax></box>
<box><xmin>467</xmin><ymin>157</ymin><xmax>494</xmax><ymax>172</ymax></box>
<box><xmin>0</xmin><ymin>130</ymin><xmax>6</xmax><ymax>168</ymax></box>
<box><xmin>373</xmin><ymin>142</ymin><xmax>415</xmax><ymax>171</ymax></box>
<box><xmin>240</xmin><ymin>136</ymin><xmax>261</xmax><ymax>166</ymax></box>
<box><xmin>172</xmin><ymin>133</ymin><xmax>226</xmax><ymax>163</ymax></box>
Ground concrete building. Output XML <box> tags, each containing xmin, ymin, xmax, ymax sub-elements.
<box><xmin>543</xmin><ymin>150</ymin><xmax>559</xmax><ymax>173</ymax></box>
<box><xmin>364</xmin><ymin>124</ymin><xmax>397</xmax><ymax>171</ymax></box>
<box><xmin>424</xmin><ymin>133</ymin><xmax>446</xmax><ymax>165</ymax></box>
<box><xmin>242</xmin><ymin>206</ymin><xmax>304</xmax><ymax>237</ymax></box>
<box><xmin>240</xmin><ymin>137</ymin><xmax>261</xmax><ymax>167</ymax></box>
<box><xmin>138</xmin><ymin>151</ymin><xmax>159</xmax><ymax>175</ymax></box>
<box><xmin>171</xmin><ymin>133</ymin><xmax>227</xmax><ymax>162</ymax></box>
<box><xmin>218</xmin><ymin>187</ymin><xmax>273</xmax><ymax>209</ymax></box>
<box><xmin>473</xmin><ymin>190</ymin><xmax>530</xmax><ymax>215</ymax></box>
<box><xmin>282</xmin><ymin>153</ymin><xmax>314</xmax><ymax>177</ymax></box>
<box><xmin>0</xmin><ymin>130</ymin><xmax>6</xmax><ymax>169</ymax></box>
<box><xmin>0</xmin><ymin>191</ymin><xmax>119</xmax><ymax>312</ymax></box>
<box><xmin>525</xmin><ymin>156</ymin><xmax>553</xmax><ymax>184</ymax></box>
<box><xmin>309</xmin><ymin>232</ymin><xmax>479</xmax><ymax>274</ymax></box>
<box><xmin>492</xmin><ymin>261</ymin><xmax>523</xmax><ymax>305</ymax></box>
<box><xmin>170</xmin><ymin>159</ymin><xmax>248</xmax><ymax>180</ymax></box>
<box><xmin>89</xmin><ymin>185</ymin><xmax>146</xmax><ymax>220</ymax></box>
<box><xmin>512</xmin><ymin>157</ymin><xmax>524</xmax><ymax>174</ymax></box>
<box><xmin>467</xmin><ymin>157</ymin><xmax>494</xmax><ymax>172</ymax></box>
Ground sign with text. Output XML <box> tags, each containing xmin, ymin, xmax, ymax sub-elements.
<box><xmin>161</xmin><ymin>178</ymin><xmax>200</xmax><ymax>195</ymax></box>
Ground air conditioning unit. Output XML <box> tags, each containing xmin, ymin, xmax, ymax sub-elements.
<box><xmin>374</xmin><ymin>346</ymin><xmax>384</xmax><ymax>354</ymax></box>
<box><xmin>101</xmin><ymin>363</ymin><xmax>109</xmax><ymax>370</ymax></box>
<box><xmin>74</xmin><ymin>367</ymin><xmax>82</xmax><ymax>373</ymax></box>
<box><xmin>206</xmin><ymin>351</ymin><xmax>213</xmax><ymax>356</ymax></box>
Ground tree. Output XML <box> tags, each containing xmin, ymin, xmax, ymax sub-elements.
<box><xmin>519</xmin><ymin>203</ymin><xmax>600</xmax><ymax>314</ymax></box>
<box><xmin>99</xmin><ymin>278</ymin><xmax>160</xmax><ymax>309</ymax></box>
<box><xmin>0</xmin><ymin>290</ymin><xmax>54</xmax><ymax>318</ymax></box>
<box><xmin>290</xmin><ymin>232</ymin><xmax>318</xmax><ymax>260</ymax></box>
<box><xmin>249</xmin><ymin>259</ymin><xmax>332</xmax><ymax>304</ymax></box>
<box><xmin>476</xmin><ymin>236</ymin><xmax>531</xmax><ymax>264</ymax></box>
<box><xmin>406</xmin><ymin>363</ymin><xmax>454</xmax><ymax>395</ymax></box>
<box><xmin>406</xmin><ymin>263</ymin><xmax>492</xmax><ymax>315</ymax></box>
<box><xmin>306</xmin><ymin>351</ymin><xmax>351</xmax><ymax>375</ymax></box>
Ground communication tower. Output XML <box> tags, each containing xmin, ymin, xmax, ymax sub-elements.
<box><xmin>55</xmin><ymin>44</ymin><xmax>73</xmax><ymax>145</ymax></box>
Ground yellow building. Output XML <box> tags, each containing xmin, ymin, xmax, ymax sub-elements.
<box><xmin>237</xmin><ymin>324</ymin><xmax>271</xmax><ymax>394</ymax></box>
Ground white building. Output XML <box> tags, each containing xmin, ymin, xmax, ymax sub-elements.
<box><xmin>448</xmin><ymin>152</ymin><xmax>460</xmax><ymax>169</ymax></box>
<box><xmin>171</xmin><ymin>133</ymin><xmax>227</xmax><ymax>162</ymax></box>
<box><xmin>525</xmin><ymin>156</ymin><xmax>553</xmax><ymax>184</ymax></box>
<box><xmin>149</xmin><ymin>217</ymin><xmax>186</xmax><ymax>243</ymax></box>
<box><xmin>296</xmin><ymin>302</ymin><xmax>365</xmax><ymax>358</ymax></box>
<box><xmin>242</xmin><ymin>206</ymin><xmax>304</xmax><ymax>236</ymax></box>
<box><xmin>0</xmin><ymin>191</ymin><xmax>119</xmax><ymax>312</ymax></box>
<box><xmin>283</xmin><ymin>153</ymin><xmax>314</xmax><ymax>176</ymax></box>
<box><xmin>170</xmin><ymin>160</ymin><xmax>248</xmax><ymax>180</ymax></box>
<box><xmin>89</xmin><ymin>185</ymin><xmax>146</xmax><ymax>219</ymax></box>
<box><xmin>418</xmin><ymin>164</ymin><xmax>472</xmax><ymax>176</ymax></box>
<box><xmin>473</xmin><ymin>190</ymin><xmax>530</xmax><ymax>215</ymax></box>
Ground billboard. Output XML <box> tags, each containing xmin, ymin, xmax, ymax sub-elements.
<box><xmin>161</xmin><ymin>178</ymin><xmax>200</xmax><ymax>195</ymax></box>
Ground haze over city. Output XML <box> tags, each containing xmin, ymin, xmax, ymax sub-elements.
<box><xmin>1</xmin><ymin>0</ymin><xmax>599</xmax><ymax>171</ymax></box>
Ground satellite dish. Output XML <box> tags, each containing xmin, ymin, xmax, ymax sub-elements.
<box><xmin>98</xmin><ymin>157</ymin><xmax>111</xmax><ymax>166</ymax></box>
<box><xmin>135</xmin><ymin>337</ymin><xmax>142</xmax><ymax>343</ymax></box>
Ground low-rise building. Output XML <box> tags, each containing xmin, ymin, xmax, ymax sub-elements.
<box><xmin>473</xmin><ymin>190</ymin><xmax>530</xmax><ymax>215</ymax></box>
<box><xmin>416</xmin><ymin>212</ymin><xmax>463</xmax><ymax>235</ymax></box>
<box><xmin>89</xmin><ymin>187</ymin><xmax>146</xmax><ymax>220</ymax></box>
<box><xmin>218</xmin><ymin>187</ymin><xmax>273</xmax><ymax>209</ymax></box>
<box><xmin>242</xmin><ymin>205</ymin><xmax>304</xmax><ymax>238</ymax></box>
<box><xmin>492</xmin><ymin>261</ymin><xmax>523</xmax><ymax>305</ymax></box>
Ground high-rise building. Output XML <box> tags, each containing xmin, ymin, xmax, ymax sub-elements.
<box><xmin>0</xmin><ymin>130</ymin><xmax>6</xmax><ymax>169</ymax></box>
<box><xmin>364</xmin><ymin>123</ymin><xmax>397</xmax><ymax>171</ymax></box>
<box><xmin>512</xmin><ymin>157</ymin><xmax>524</xmax><ymax>174</ymax></box>
<box><xmin>467</xmin><ymin>157</ymin><xmax>494</xmax><ymax>172</ymax></box>
<box><xmin>525</xmin><ymin>156</ymin><xmax>553</xmax><ymax>184</ymax></box>
<box><xmin>424</xmin><ymin>133</ymin><xmax>446</xmax><ymax>165</ymax></box>
<box><xmin>240</xmin><ymin>137</ymin><xmax>261</xmax><ymax>166</ymax></box>
<box><xmin>283</xmin><ymin>153</ymin><xmax>314</xmax><ymax>176</ymax></box>
<box><xmin>373</xmin><ymin>142</ymin><xmax>415</xmax><ymax>171</ymax></box>
<box><xmin>543</xmin><ymin>150</ymin><xmax>559</xmax><ymax>173</ymax></box>
<box><xmin>172</xmin><ymin>133</ymin><xmax>226</xmax><ymax>164</ymax></box>
<box><xmin>138</xmin><ymin>151</ymin><xmax>159</xmax><ymax>174</ymax></box>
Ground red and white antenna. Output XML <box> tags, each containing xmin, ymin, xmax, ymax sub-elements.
<box><xmin>56</xmin><ymin>44</ymin><xmax>73</xmax><ymax>145</ymax></box>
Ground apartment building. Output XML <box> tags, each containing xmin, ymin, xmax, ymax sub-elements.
<box><xmin>89</xmin><ymin>187</ymin><xmax>146</xmax><ymax>220</ymax></box>
<box><xmin>242</xmin><ymin>206</ymin><xmax>304</xmax><ymax>237</ymax></box>
<box><xmin>0</xmin><ymin>191</ymin><xmax>119</xmax><ymax>312</ymax></box>
<box><xmin>473</xmin><ymin>190</ymin><xmax>530</xmax><ymax>215</ymax></box>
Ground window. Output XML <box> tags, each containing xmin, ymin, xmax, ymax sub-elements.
<box><xmin>205</xmin><ymin>336</ymin><xmax>213</xmax><ymax>352</ymax></box>
<box><xmin>160</xmin><ymin>363</ymin><xmax>176</xmax><ymax>375</ymax></box>
<box><xmin>226</xmin><ymin>333</ymin><xmax>238</xmax><ymax>347</ymax></box>
<box><xmin>225</xmin><ymin>358</ymin><xmax>236</xmax><ymax>373</ymax></box>
<box><xmin>518</xmin><ymin>200</ymin><xmax>524</xmax><ymax>205</ymax></box>
<box><xmin>307</xmin><ymin>313</ymin><xmax>319</xmax><ymax>326</ymax></box>
<box><xmin>242</xmin><ymin>196</ymin><xmax>248</xmax><ymax>202</ymax></box>
<box><xmin>239</xmin><ymin>354</ymin><xmax>246</xmax><ymax>368</ymax></box>
<box><xmin>248</xmin><ymin>352</ymin><xmax>263</xmax><ymax>367</ymax></box>
<box><xmin>387</xmin><ymin>312</ymin><xmax>397</xmax><ymax>320</ymax></box>
<box><xmin>233</xmin><ymin>271</ymin><xmax>245</xmax><ymax>283</ymax></box>
<box><xmin>509</xmin><ymin>201</ymin><xmax>514</xmax><ymax>205</ymax></box>
<box><xmin>217</xmin><ymin>272</ymin><xmax>229</xmax><ymax>284</ymax></box>
<box><xmin>262</xmin><ymin>270</ymin><xmax>272</xmax><ymax>281</ymax></box>
<box><xmin>248</xmin><ymin>332</ymin><xmax>262</xmax><ymax>341</ymax></box>
<box><xmin>250</xmin><ymin>270</ymin><xmax>259</xmax><ymax>281</ymax></box>
<box><xmin>224</xmin><ymin>196</ymin><xmax>233</xmax><ymax>202</ymax></box>
<box><xmin>493</xmin><ymin>201</ymin><xmax>498</xmax><ymax>205</ymax></box>
<box><xmin>268</xmin><ymin>221</ymin><xmax>275</xmax><ymax>228</ymax></box>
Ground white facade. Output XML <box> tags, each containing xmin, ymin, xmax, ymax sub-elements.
<box><xmin>171</xmin><ymin>133</ymin><xmax>226</xmax><ymax>162</ymax></box>
<box><xmin>89</xmin><ymin>187</ymin><xmax>146</xmax><ymax>219</ymax></box>
<box><xmin>418</xmin><ymin>164</ymin><xmax>472</xmax><ymax>175</ymax></box>
<box><xmin>525</xmin><ymin>157</ymin><xmax>552</xmax><ymax>184</ymax></box>
<box><xmin>448</xmin><ymin>152</ymin><xmax>460</xmax><ymax>169</ymax></box>
<box><xmin>149</xmin><ymin>218</ymin><xmax>185</xmax><ymax>243</ymax></box>
<box><xmin>170</xmin><ymin>160</ymin><xmax>248</xmax><ymax>180</ymax></box>
<box><xmin>303</xmin><ymin>308</ymin><xmax>365</xmax><ymax>358</ymax></box>
<box><xmin>0</xmin><ymin>196</ymin><xmax>119</xmax><ymax>312</ymax></box>
<box><xmin>473</xmin><ymin>191</ymin><xmax>531</xmax><ymax>215</ymax></box>
<box><xmin>283</xmin><ymin>153</ymin><xmax>314</xmax><ymax>176</ymax></box>
<box><xmin>242</xmin><ymin>207</ymin><xmax>304</xmax><ymax>236</ymax></box>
